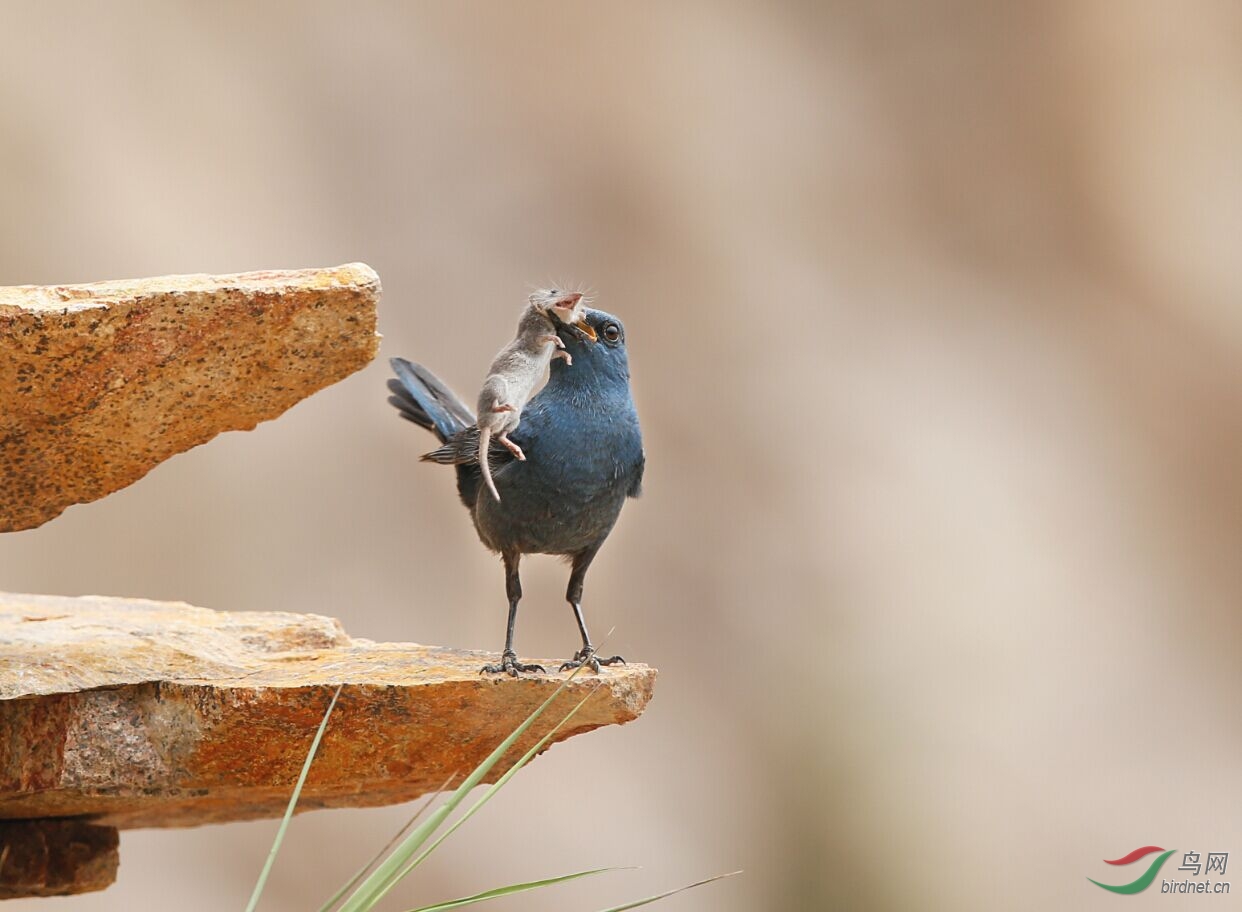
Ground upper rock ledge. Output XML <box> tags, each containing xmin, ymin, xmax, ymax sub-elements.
<box><xmin>0</xmin><ymin>592</ymin><xmax>655</xmax><ymax>830</ymax></box>
<box><xmin>0</xmin><ymin>264</ymin><xmax>381</xmax><ymax>532</ymax></box>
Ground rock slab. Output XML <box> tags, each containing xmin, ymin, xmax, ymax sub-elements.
<box><xmin>0</xmin><ymin>820</ymin><xmax>119</xmax><ymax>898</ymax></box>
<box><xmin>0</xmin><ymin>592</ymin><xmax>656</xmax><ymax>830</ymax></box>
<box><xmin>0</xmin><ymin>264</ymin><xmax>381</xmax><ymax>532</ymax></box>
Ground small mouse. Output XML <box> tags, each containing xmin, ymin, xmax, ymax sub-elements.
<box><xmin>476</xmin><ymin>289</ymin><xmax>595</xmax><ymax>502</ymax></box>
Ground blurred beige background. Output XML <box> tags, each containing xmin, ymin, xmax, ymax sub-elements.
<box><xmin>3</xmin><ymin>2</ymin><xmax>1242</xmax><ymax>909</ymax></box>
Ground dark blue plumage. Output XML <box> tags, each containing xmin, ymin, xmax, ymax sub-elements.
<box><xmin>387</xmin><ymin>307</ymin><xmax>644</xmax><ymax>675</ymax></box>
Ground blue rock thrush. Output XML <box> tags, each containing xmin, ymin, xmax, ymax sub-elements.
<box><xmin>387</xmin><ymin>307</ymin><xmax>645</xmax><ymax>676</ymax></box>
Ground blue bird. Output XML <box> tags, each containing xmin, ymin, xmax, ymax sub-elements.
<box><xmin>387</xmin><ymin>308</ymin><xmax>645</xmax><ymax>676</ymax></box>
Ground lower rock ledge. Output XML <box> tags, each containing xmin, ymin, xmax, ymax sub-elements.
<box><xmin>0</xmin><ymin>820</ymin><xmax>119</xmax><ymax>898</ymax></box>
<box><xmin>0</xmin><ymin>592</ymin><xmax>656</xmax><ymax>897</ymax></box>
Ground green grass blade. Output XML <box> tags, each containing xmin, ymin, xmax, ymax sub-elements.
<box><xmin>403</xmin><ymin>867</ymin><xmax>621</xmax><ymax>912</ymax></box>
<box><xmin>317</xmin><ymin>772</ymin><xmax>460</xmax><ymax>912</ymax></box>
<box><xmin>337</xmin><ymin>666</ymin><xmax>587</xmax><ymax>912</ymax></box>
<box><xmin>244</xmin><ymin>684</ymin><xmax>343</xmax><ymax>912</ymax></box>
<box><xmin>374</xmin><ymin>685</ymin><xmax>603</xmax><ymax>902</ymax></box>
<box><xmin>590</xmin><ymin>871</ymin><xmax>742</xmax><ymax>912</ymax></box>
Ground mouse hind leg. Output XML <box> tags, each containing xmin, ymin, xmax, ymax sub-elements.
<box><xmin>497</xmin><ymin>434</ymin><xmax>526</xmax><ymax>461</ymax></box>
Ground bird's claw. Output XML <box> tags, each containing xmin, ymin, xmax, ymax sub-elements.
<box><xmin>559</xmin><ymin>647</ymin><xmax>625</xmax><ymax>673</ymax></box>
<box><xmin>481</xmin><ymin>651</ymin><xmax>546</xmax><ymax>677</ymax></box>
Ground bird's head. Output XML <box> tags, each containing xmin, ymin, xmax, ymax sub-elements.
<box><xmin>551</xmin><ymin>307</ymin><xmax>631</xmax><ymax>387</ymax></box>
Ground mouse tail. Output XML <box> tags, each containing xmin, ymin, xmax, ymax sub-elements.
<box><xmin>478</xmin><ymin>426</ymin><xmax>501</xmax><ymax>502</ymax></box>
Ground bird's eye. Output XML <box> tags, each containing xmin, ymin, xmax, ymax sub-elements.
<box><xmin>603</xmin><ymin>324</ymin><xmax>621</xmax><ymax>343</ymax></box>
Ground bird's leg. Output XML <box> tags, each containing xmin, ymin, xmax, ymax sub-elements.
<box><xmin>551</xmin><ymin>349</ymin><xmax>572</xmax><ymax>366</ymax></box>
<box><xmin>559</xmin><ymin>547</ymin><xmax>625</xmax><ymax>673</ymax></box>
<box><xmin>482</xmin><ymin>552</ymin><xmax>545</xmax><ymax>676</ymax></box>
<box><xmin>497</xmin><ymin>434</ymin><xmax>526</xmax><ymax>461</ymax></box>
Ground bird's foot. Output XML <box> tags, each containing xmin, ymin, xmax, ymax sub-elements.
<box><xmin>559</xmin><ymin>646</ymin><xmax>625</xmax><ymax>673</ymax></box>
<box><xmin>481</xmin><ymin>650</ymin><xmax>546</xmax><ymax>677</ymax></box>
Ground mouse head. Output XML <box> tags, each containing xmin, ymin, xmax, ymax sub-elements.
<box><xmin>529</xmin><ymin>288</ymin><xmax>597</xmax><ymax>341</ymax></box>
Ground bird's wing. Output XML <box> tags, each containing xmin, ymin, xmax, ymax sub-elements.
<box><xmin>388</xmin><ymin>357</ymin><xmax>489</xmax><ymax>509</ymax></box>
<box><xmin>627</xmin><ymin>447</ymin><xmax>645</xmax><ymax>498</ymax></box>
<box><xmin>422</xmin><ymin>426</ymin><xmax>482</xmax><ymax>464</ymax></box>
<box><xmin>422</xmin><ymin>425</ymin><xmax>521</xmax><ymax>469</ymax></box>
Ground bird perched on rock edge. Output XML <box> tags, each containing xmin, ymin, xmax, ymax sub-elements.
<box><xmin>387</xmin><ymin>306</ymin><xmax>645</xmax><ymax>676</ymax></box>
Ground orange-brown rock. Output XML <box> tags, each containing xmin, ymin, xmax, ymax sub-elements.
<box><xmin>0</xmin><ymin>264</ymin><xmax>381</xmax><ymax>532</ymax></box>
<box><xmin>0</xmin><ymin>592</ymin><xmax>656</xmax><ymax>830</ymax></box>
<box><xmin>0</xmin><ymin>820</ymin><xmax>119</xmax><ymax>898</ymax></box>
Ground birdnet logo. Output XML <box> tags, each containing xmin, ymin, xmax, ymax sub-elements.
<box><xmin>1088</xmin><ymin>846</ymin><xmax>1231</xmax><ymax>895</ymax></box>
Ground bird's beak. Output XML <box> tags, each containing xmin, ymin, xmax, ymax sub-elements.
<box><xmin>574</xmin><ymin>319</ymin><xmax>597</xmax><ymax>342</ymax></box>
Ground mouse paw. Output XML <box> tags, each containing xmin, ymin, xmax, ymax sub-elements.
<box><xmin>559</xmin><ymin>646</ymin><xmax>625</xmax><ymax>674</ymax></box>
<box><xmin>480</xmin><ymin>650</ymin><xmax>546</xmax><ymax>677</ymax></box>
<box><xmin>497</xmin><ymin>436</ymin><xmax>526</xmax><ymax>460</ymax></box>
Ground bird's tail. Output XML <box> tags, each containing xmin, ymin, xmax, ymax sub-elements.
<box><xmin>387</xmin><ymin>357</ymin><xmax>475</xmax><ymax>443</ymax></box>
<box><xmin>478</xmin><ymin>426</ymin><xmax>501</xmax><ymax>501</ymax></box>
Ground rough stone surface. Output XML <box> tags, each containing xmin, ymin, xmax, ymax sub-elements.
<box><xmin>0</xmin><ymin>820</ymin><xmax>119</xmax><ymax>898</ymax></box>
<box><xmin>0</xmin><ymin>592</ymin><xmax>656</xmax><ymax>830</ymax></box>
<box><xmin>0</xmin><ymin>264</ymin><xmax>381</xmax><ymax>532</ymax></box>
